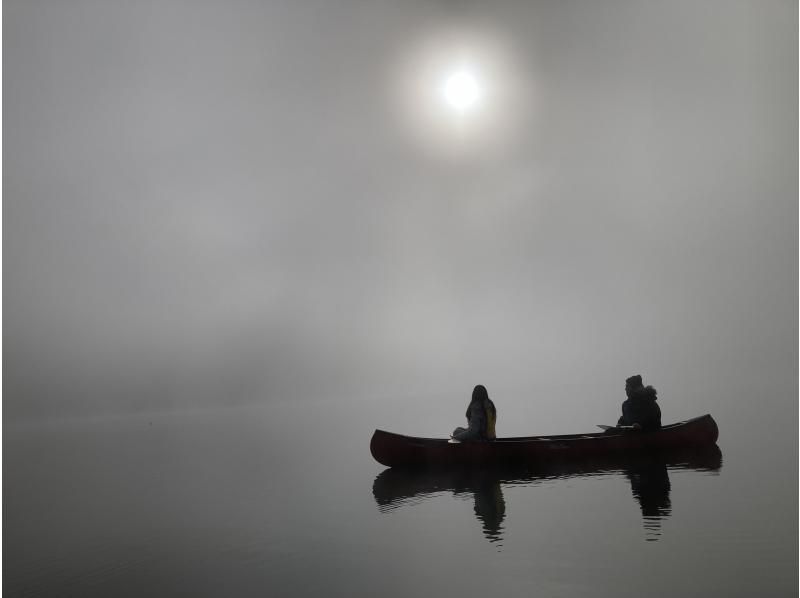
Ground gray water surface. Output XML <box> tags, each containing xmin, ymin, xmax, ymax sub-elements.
<box><xmin>4</xmin><ymin>397</ymin><xmax>797</xmax><ymax>598</ymax></box>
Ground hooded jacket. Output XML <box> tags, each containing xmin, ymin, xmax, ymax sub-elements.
<box><xmin>618</xmin><ymin>385</ymin><xmax>661</xmax><ymax>431</ymax></box>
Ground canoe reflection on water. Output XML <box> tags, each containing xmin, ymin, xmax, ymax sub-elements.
<box><xmin>372</xmin><ymin>446</ymin><xmax>722</xmax><ymax>544</ymax></box>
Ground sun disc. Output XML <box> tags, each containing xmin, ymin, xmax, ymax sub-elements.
<box><xmin>442</xmin><ymin>70</ymin><xmax>481</xmax><ymax>112</ymax></box>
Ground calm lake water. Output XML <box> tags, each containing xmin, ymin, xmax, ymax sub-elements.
<box><xmin>4</xmin><ymin>395</ymin><xmax>797</xmax><ymax>597</ymax></box>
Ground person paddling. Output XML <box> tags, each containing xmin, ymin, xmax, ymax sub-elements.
<box><xmin>618</xmin><ymin>375</ymin><xmax>661</xmax><ymax>431</ymax></box>
<box><xmin>452</xmin><ymin>385</ymin><xmax>497</xmax><ymax>441</ymax></box>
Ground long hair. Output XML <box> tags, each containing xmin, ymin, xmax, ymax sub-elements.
<box><xmin>472</xmin><ymin>384</ymin><xmax>489</xmax><ymax>403</ymax></box>
<box><xmin>472</xmin><ymin>384</ymin><xmax>496</xmax><ymax>440</ymax></box>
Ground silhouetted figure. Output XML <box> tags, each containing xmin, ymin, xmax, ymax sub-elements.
<box><xmin>618</xmin><ymin>375</ymin><xmax>661</xmax><ymax>431</ymax></box>
<box><xmin>452</xmin><ymin>385</ymin><xmax>497</xmax><ymax>441</ymax></box>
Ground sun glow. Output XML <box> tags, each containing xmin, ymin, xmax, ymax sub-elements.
<box><xmin>393</xmin><ymin>27</ymin><xmax>526</xmax><ymax>157</ymax></box>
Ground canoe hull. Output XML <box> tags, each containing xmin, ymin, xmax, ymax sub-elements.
<box><xmin>370</xmin><ymin>414</ymin><xmax>719</xmax><ymax>468</ymax></box>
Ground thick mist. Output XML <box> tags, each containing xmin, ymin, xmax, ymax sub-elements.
<box><xmin>4</xmin><ymin>0</ymin><xmax>797</xmax><ymax>427</ymax></box>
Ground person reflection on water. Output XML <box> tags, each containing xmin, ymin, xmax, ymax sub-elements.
<box><xmin>626</xmin><ymin>458</ymin><xmax>672</xmax><ymax>540</ymax></box>
<box><xmin>618</xmin><ymin>375</ymin><xmax>661</xmax><ymax>431</ymax></box>
<box><xmin>451</xmin><ymin>385</ymin><xmax>497</xmax><ymax>441</ymax></box>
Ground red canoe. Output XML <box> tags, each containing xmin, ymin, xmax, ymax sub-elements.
<box><xmin>370</xmin><ymin>414</ymin><xmax>719</xmax><ymax>468</ymax></box>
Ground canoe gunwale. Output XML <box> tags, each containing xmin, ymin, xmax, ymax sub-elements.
<box><xmin>373</xmin><ymin>414</ymin><xmax>714</xmax><ymax>444</ymax></box>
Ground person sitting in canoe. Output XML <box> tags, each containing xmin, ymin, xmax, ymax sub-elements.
<box><xmin>451</xmin><ymin>385</ymin><xmax>497</xmax><ymax>441</ymax></box>
<box><xmin>618</xmin><ymin>375</ymin><xmax>661</xmax><ymax>431</ymax></box>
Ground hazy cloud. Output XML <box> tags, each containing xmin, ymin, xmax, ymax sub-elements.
<box><xmin>4</xmin><ymin>0</ymin><xmax>796</xmax><ymax>420</ymax></box>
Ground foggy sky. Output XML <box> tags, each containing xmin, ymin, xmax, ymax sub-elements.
<box><xmin>4</xmin><ymin>0</ymin><xmax>797</xmax><ymax>421</ymax></box>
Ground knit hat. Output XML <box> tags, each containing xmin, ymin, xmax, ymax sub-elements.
<box><xmin>625</xmin><ymin>375</ymin><xmax>643</xmax><ymax>388</ymax></box>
